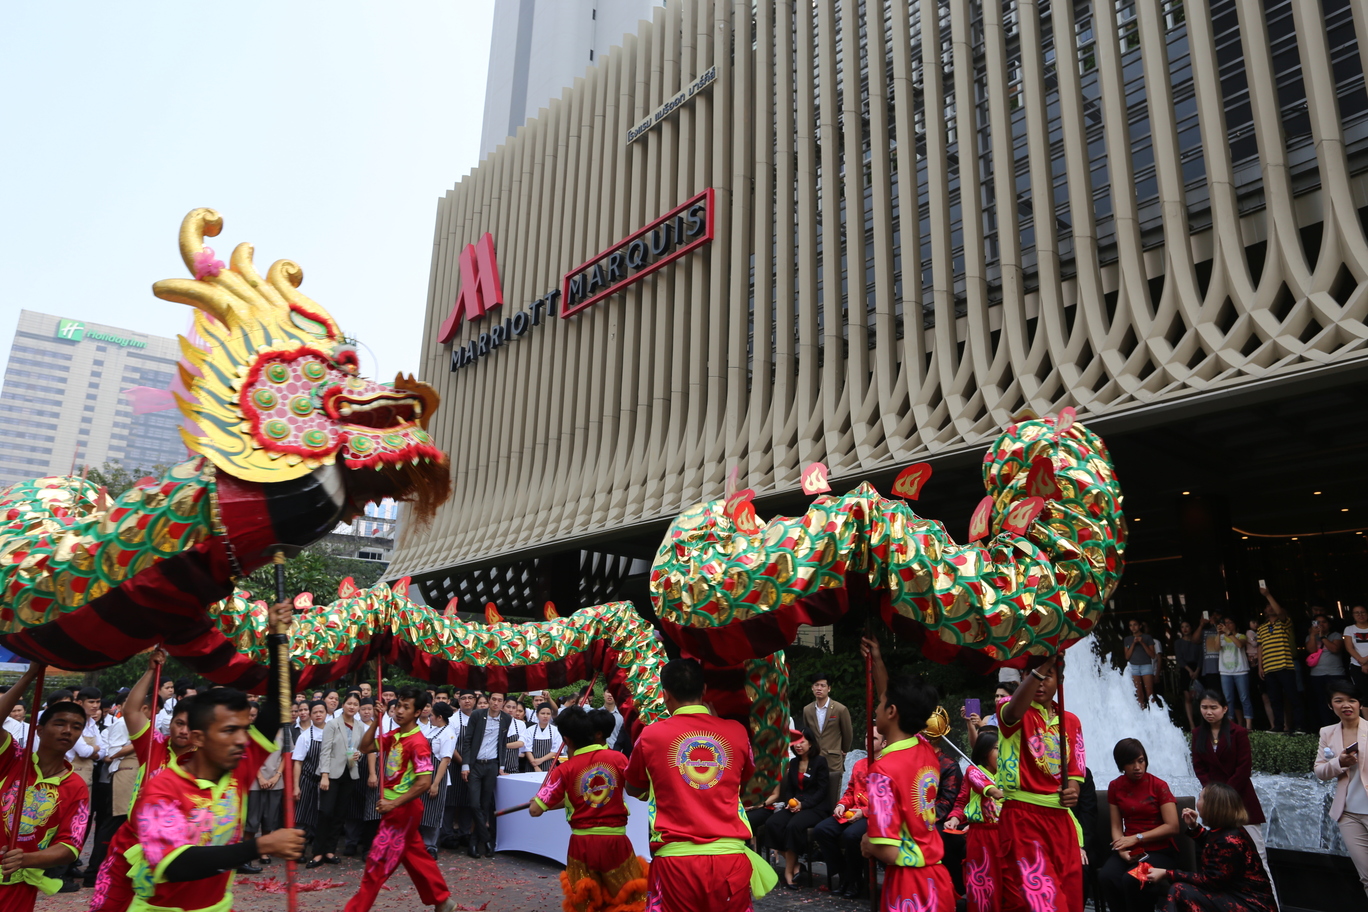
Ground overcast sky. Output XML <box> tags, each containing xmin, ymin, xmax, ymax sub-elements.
<box><xmin>0</xmin><ymin>2</ymin><xmax>494</xmax><ymax>382</ymax></box>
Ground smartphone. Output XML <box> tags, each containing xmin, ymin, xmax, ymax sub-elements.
<box><xmin>1349</xmin><ymin>743</ymin><xmax>1360</xmax><ymax>755</ymax></box>
<box><xmin>964</xmin><ymin>698</ymin><xmax>981</xmax><ymax>718</ymax></box>
<box><xmin>1202</xmin><ymin>610</ymin><xmax>1209</xmax><ymax>620</ymax></box>
<box><xmin>1259</xmin><ymin>579</ymin><xmax>1266</xmax><ymax>589</ymax></box>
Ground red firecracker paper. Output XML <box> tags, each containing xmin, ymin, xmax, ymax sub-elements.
<box><xmin>1128</xmin><ymin>861</ymin><xmax>1153</xmax><ymax>883</ymax></box>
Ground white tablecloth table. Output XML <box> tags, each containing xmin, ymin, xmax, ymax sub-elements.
<box><xmin>493</xmin><ymin>771</ymin><xmax>652</xmax><ymax>864</ymax></box>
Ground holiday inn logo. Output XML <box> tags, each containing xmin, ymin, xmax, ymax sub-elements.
<box><xmin>53</xmin><ymin>318</ymin><xmax>147</xmax><ymax>349</ymax></box>
<box><xmin>56</xmin><ymin>319</ymin><xmax>85</xmax><ymax>341</ymax></box>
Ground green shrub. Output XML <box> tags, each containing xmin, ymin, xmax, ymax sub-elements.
<box><xmin>1247</xmin><ymin>730</ymin><xmax>1317</xmax><ymax>775</ymax></box>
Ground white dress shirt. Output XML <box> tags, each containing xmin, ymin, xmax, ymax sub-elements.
<box><xmin>428</xmin><ymin>724</ymin><xmax>458</xmax><ymax>784</ymax></box>
<box><xmin>476</xmin><ymin>714</ymin><xmax>501</xmax><ymax>762</ymax></box>
<box><xmin>291</xmin><ymin>726</ymin><xmax>322</xmax><ymax>761</ymax></box>
<box><xmin>815</xmin><ymin>700</ymin><xmax>829</xmax><ymax>732</ymax></box>
<box><xmin>103</xmin><ymin>716</ymin><xmax>131</xmax><ymax>773</ymax></box>
<box><xmin>155</xmin><ymin>697</ymin><xmax>176</xmax><ymax>736</ymax></box>
<box><xmin>60</xmin><ymin>717</ymin><xmax>106</xmax><ymax>763</ymax></box>
<box><xmin>2</xmin><ymin>718</ymin><xmax>30</xmax><ymax>751</ymax></box>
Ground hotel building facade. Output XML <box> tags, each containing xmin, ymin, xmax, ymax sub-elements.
<box><xmin>391</xmin><ymin>0</ymin><xmax>1368</xmax><ymax>626</ymax></box>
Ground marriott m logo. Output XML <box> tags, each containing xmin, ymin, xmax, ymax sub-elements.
<box><xmin>436</xmin><ymin>233</ymin><xmax>504</xmax><ymax>343</ymax></box>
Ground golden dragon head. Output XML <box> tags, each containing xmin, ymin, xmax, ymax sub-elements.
<box><xmin>154</xmin><ymin>208</ymin><xmax>450</xmax><ymax>523</ymax></box>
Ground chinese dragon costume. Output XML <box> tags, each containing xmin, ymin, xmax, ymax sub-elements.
<box><xmin>0</xmin><ymin>209</ymin><xmax>1126</xmax><ymax>802</ymax></box>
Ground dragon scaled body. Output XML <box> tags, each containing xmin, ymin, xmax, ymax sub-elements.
<box><xmin>0</xmin><ymin>210</ymin><xmax>1125</xmax><ymax>803</ymax></box>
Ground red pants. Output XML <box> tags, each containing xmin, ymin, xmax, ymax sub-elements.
<box><xmin>563</xmin><ymin>834</ymin><xmax>647</xmax><ymax>912</ymax></box>
<box><xmin>880</xmin><ymin>863</ymin><xmax>956</xmax><ymax>912</ymax></box>
<box><xmin>344</xmin><ymin>800</ymin><xmax>450</xmax><ymax>912</ymax></box>
<box><xmin>645</xmin><ymin>854</ymin><xmax>751</xmax><ymax>912</ymax></box>
<box><xmin>998</xmin><ymin>801</ymin><xmax>1082</xmax><ymax>912</ymax></box>
<box><xmin>0</xmin><ymin>883</ymin><xmax>37</xmax><ymax>912</ymax></box>
<box><xmin>963</xmin><ymin>822</ymin><xmax>1002</xmax><ymax>912</ymax></box>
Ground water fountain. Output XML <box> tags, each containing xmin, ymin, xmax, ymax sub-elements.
<box><xmin>1064</xmin><ymin>636</ymin><xmax>1341</xmax><ymax>856</ymax></box>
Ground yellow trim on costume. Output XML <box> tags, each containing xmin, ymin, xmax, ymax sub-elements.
<box><xmin>572</xmin><ymin>744</ymin><xmax>608</xmax><ymax>757</ymax></box>
<box><xmin>879</xmin><ymin>735</ymin><xmax>921</xmax><ymax>756</ymax></box>
<box><xmin>867</xmin><ymin>837</ymin><xmax>900</xmax><ymax>846</ymax></box>
<box><xmin>669</xmin><ymin>705</ymin><xmax>711</xmax><ymax>717</ymax></box>
<box><xmin>1004</xmin><ymin>794</ymin><xmax>1085</xmax><ymax>843</ymax></box>
<box><xmin>0</xmin><ymin>866</ymin><xmax>66</xmax><ymax>894</ymax></box>
<box><xmin>532</xmin><ymin>797</ymin><xmax>552</xmax><ymax>812</ymax></box>
<box><xmin>570</xmin><ymin>826</ymin><xmax>627</xmax><ymax>836</ymax></box>
<box><xmin>128</xmin><ymin>891</ymin><xmax>234</xmax><ymax>912</ymax></box>
<box><xmin>653</xmin><ymin>838</ymin><xmax>778</xmax><ymax>898</ymax></box>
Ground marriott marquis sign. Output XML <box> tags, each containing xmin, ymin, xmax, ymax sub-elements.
<box><xmin>438</xmin><ymin>189</ymin><xmax>715</xmax><ymax>372</ymax></box>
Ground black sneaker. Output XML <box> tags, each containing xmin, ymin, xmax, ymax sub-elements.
<box><xmin>58</xmin><ymin>881</ymin><xmax>81</xmax><ymax>893</ymax></box>
<box><xmin>235</xmin><ymin>863</ymin><xmax>262</xmax><ymax>875</ymax></box>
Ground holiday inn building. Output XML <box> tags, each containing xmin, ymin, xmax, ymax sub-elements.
<box><xmin>389</xmin><ymin>0</ymin><xmax>1368</xmax><ymax>631</ymax></box>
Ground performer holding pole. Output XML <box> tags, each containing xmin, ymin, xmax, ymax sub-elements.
<box><xmin>529</xmin><ymin>707</ymin><xmax>647</xmax><ymax>912</ymax></box>
<box><xmin>857</xmin><ymin>639</ymin><xmax>957</xmax><ymax>911</ymax></box>
<box><xmin>995</xmin><ymin>655</ymin><xmax>1085</xmax><ymax>912</ymax></box>
<box><xmin>91</xmin><ymin>650</ymin><xmax>199</xmax><ymax>912</ymax></box>
<box><xmin>494</xmin><ymin>671</ymin><xmax>601</xmax><ymax>818</ymax></box>
<box><xmin>0</xmin><ymin>664</ymin><xmax>88</xmax><ymax>912</ymax></box>
<box><xmin>624</xmin><ymin>658</ymin><xmax>776</xmax><ymax>912</ymax></box>
<box><xmin>114</xmin><ymin>601</ymin><xmax>302</xmax><ymax>912</ymax></box>
<box><xmin>343</xmin><ymin>687</ymin><xmax>455</xmax><ymax>912</ymax></box>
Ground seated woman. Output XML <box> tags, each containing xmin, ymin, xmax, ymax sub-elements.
<box><xmin>1145</xmin><ymin>782</ymin><xmax>1277</xmax><ymax>912</ymax></box>
<box><xmin>1099</xmin><ymin>737</ymin><xmax>1180</xmax><ymax>912</ymax></box>
<box><xmin>752</xmin><ymin>728</ymin><xmax>829</xmax><ymax>889</ymax></box>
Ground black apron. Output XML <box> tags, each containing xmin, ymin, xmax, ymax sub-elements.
<box><xmin>502</xmin><ymin>720</ymin><xmax>525</xmax><ymax>773</ymax></box>
<box><xmin>295</xmin><ymin>733</ymin><xmax>323</xmax><ymax>832</ymax></box>
<box><xmin>421</xmin><ymin>727</ymin><xmax>450</xmax><ymax>829</ymax></box>
<box><xmin>531</xmin><ymin>728</ymin><xmax>553</xmax><ymax>769</ymax></box>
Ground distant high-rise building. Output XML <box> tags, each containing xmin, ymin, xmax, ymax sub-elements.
<box><xmin>479</xmin><ymin>0</ymin><xmax>663</xmax><ymax>160</ymax></box>
<box><xmin>0</xmin><ymin>310</ymin><xmax>186</xmax><ymax>487</ymax></box>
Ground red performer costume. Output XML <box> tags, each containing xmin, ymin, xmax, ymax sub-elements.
<box><xmin>90</xmin><ymin>651</ymin><xmax>195</xmax><ymax>912</ymax></box>
<box><xmin>0</xmin><ymin>727</ymin><xmax>91</xmax><ymax>912</ymax></box>
<box><xmin>624</xmin><ymin>660</ymin><xmax>772</xmax><ymax>912</ymax></box>
<box><xmin>865</xmin><ymin>734</ymin><xmax>957</xmax><ymax>911</ymax></box>
<box><xmin>532</xmin><ymin>707</ymin><xmax>647</xmax><ymax>912</ymax></box>
<box><xmin>111</xmin><ymin>616</ymin><xmax>300</xmax><ymax>912</ymax></box>
<box><xmin>995</xmin><ymin>658</ymin><xmax>1086</xmax><ymax>912</ymax></box>
<box><xmin>343</xmin><ymin>689</ymin><xmax>453</xmax><ymax>912</ymax></box>
<box><xmin>947</xmin><ymin>764</ymin><xmax>1003</xmax><ymax>912</ymax></box>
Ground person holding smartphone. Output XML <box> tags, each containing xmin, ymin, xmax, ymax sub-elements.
<box><xmin>1314</xmin><ymin>678</ymin><xmax>1368</xmax><ymax>898</ymax></box>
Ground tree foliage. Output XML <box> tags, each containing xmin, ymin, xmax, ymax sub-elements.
<box><xmin>79</xmin><ymin>460</ymin><xmax>172</xmax><ymax>499</ymax></box>
<box><xmin>241</xmin><ymin>542</ymin><xmax>387</xmax><ymax>604</ymax></box>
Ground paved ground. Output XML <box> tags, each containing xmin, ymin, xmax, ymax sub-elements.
<box><xmin>36</xmin><ymin>851</ymin><xmax>863</xmax><ymax>912</ymax></box>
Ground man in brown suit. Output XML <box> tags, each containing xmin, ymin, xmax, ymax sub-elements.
<box><xmin>801</xmin><ymin>671</ymin><xmax>853</xmax><ymax>808</ymax></box>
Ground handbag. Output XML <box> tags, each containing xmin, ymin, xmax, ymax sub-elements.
<box><xmin>1307</xmin><ymin>648</ymin><xmax>1323</xmax><ymax>668</ymax></box>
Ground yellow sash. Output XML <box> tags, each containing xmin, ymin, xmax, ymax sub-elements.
<box><xmin>653</xmin><ymin>837</ymin><xmax>778</xmax><ymax>898</ymax></box>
